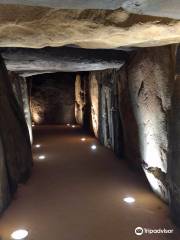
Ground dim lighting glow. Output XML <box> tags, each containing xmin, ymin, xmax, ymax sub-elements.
<box><xmin>35</xmin><ymin>144</ymin><xmax>41</xmax><ymax>148</ymax></box>
<box><xmin>91</xmin><ymin>144</ymin><xmax>97</xmax><ymax>150</ymax></box>
<box><xmin>32</xmin><ymin>112</ymin><xmax>41</xmax><ymax>124</ymax></box>
<box><xmin>72</xmin><ymin>125</ymin><xmax>76</xmax><ymax>128</ymax></box>
<box><xmin>38</xmin><ymin>155</ymin><xmax>45</xmax><ymax>160</ymax></box>
<box><xmin>123</xmin><ymin>197</ymin><xmax>135</xmax><ymax>204</ymax></box>
<box><xmin>81</xmin><ymin>138</ymin><xmax>86</xmax><ymax>141</ymax></box>
<box><xmin>66</xmin><ymin>124</ymin><xmax>70</xmax><ymax>126</ymax></box>
<box><xmin>11</xmin><ymin>229</ymin><xmax>28</xmax><ymax>239</ymax></box>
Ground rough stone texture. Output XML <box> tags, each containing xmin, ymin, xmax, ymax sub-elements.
<box><xmin>0</xmin><ymin>56</ymin><xmax>32</xmax><ymax>213</ymax></box>
<box><xmin>88</xmin><ymin>68</ymin><xmax>140</xmax><ymax>164</ymax></box>
<box><xmin>0</xmin><ymin>0</ymin><xmax>180</xmax><ymax>21</ymax></box>
<box><xmin>122</xmin><ymin>0</ymin><xmax>180</xmax><ymax>20</ymax></box>
<box><xmin>9</xmin><ymin>72</ymin><xmax>33</xmax><ymax>143</ymax></box>
<box><xmin>168</xmin><ymin>75</ymin><xmax>180</xmax><ymax>225</ymax></box>
<box><xmin>176</xmin><ymin>45</ymin><xmax>180</xmax><ymax>75</ymax></box>
<box><xmin>89</xmin><ymin>73</ymin><xmax>99</xmax><ymax>138</ymax></box>
<box><xmin>96</xmin><ymin>70</ymin><xmax>124</xmax><ymax>157</ymax></box>
<box><xmin>127</xmin><ymin>46</ymin><xmax>175</xmax><ymax>201</ymax></box>
<box><xmin>75</xmin><ymin>74</ymin><xmax>85</xmax><ymax>126</ymax></box>
<box><xmin>0</xmin><ymin>138</ymin><xmax>10</xmax><ymax>213</ymax></box>
<box><xmin>0</xmin><ymin>47</ymin><xmax>127</xmax><ymax>77</ymax></box>
<box><xmin>0</xmin><ymin>5</ymin><xmax>180</xmax><ymax>48</ymax></box>
<box><xmin>19</xmin><ymin>77</ymin><xmax>33</xmax><ymax>143</ymax></box>
<box><xmin>30</xmin><ymin>73</ymin><xmax>76</xmax><ymax>125</ymax></box>
<box><xmin>116</xmin><ymin>66</ymin><xmax>142</xmax><ymax>167</ymax></box>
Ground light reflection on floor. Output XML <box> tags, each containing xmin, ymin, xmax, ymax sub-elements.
<box><xmin>0</xmin><ymin>125</ymin><xmax>179</xmax><ymax>240</ymax></box>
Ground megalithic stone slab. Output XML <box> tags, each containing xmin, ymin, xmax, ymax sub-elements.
<box><xmin>0</xmin><ymin>55</ymin><xmax>32</xmax><ymax>213</ymax></box>
<box><xmin>127</xmin><ymin>46</ymin><xmax>175</xmax><ymax>202</ymax></box>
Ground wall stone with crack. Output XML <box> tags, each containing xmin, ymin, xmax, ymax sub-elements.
<box><xmin>127</xmin><ymin>45</ymin><xmax>175</xmax><ymax>201</ymax></box>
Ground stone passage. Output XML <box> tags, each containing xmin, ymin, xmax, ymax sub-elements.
<box><xmin>75</xmin><ymin>46</ymin><xmax>175</xmax><ymax>203</ymax></box>
<box><xmin>30</xmin><ymin>72</ymin><xmax>76</xmax><ymax>125</ymax></box>
<box><xmin>0</xmin><ymin>0</ymin><xmax>180</xmax><ymax>229</ymax></box>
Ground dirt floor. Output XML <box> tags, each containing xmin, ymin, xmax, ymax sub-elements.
<box><xmin>0</xmin><ymin>125</ymin><xmax>179</xmax><ymax>240</ymax></box>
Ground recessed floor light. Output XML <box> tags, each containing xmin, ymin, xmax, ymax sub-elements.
<box><xmin>35</xmin><ymin>144</ymin><xmax>41</xmax><ymax>148</ymax></box>
<box><xmin>38</xmin><ymin>155</ymin><xmax>45</xmax><ymax>160</ymax></box>
<box><xmin>91</xmin><ymin>144</ymin><xmax>97</xmax><ymax>150</ymax></box>
<box><xmin>72</xmin><ymin>125</ymin><xmax>76</xmax><ymax>128</ymax></box>
<box><xmin>123</xmin><ymin>197</ymin><xmax>135</xmax><ymax>204</ymax></box>
<box><xmin>81</xmin><ymin>138</ymin><xmax>86</xmax><ymax>141</ymax></box>
<box><xmin>11</xmin><ymin>229</ymin><xmax>28</xmax><ymax>239</ymax></box>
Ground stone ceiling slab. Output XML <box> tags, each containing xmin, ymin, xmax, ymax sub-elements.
<box><xmin>1</xmin><ymin>47</ymin><xmax>128</xmax><ymax>76</ymax></box>
<box><xmin>0</xmin><ymin>1</ymin><xmax>180</xmax><ymax>20</ymax></box>
<box><xmin>0</xmin><ymin>5</ymin><xmax>179</xmax><ymax>49</ymax></box>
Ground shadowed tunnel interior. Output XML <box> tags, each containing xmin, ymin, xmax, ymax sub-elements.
<box><xmin>1</xmin><ymin>1</ymin><xmax>180</xmax><ymax>240</ymax></box>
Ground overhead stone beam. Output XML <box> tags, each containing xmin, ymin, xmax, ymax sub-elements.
<box><xmin>0</xmin><ymin>5</ymin><xmax>180</xmax><ymax>49</ymax></box>
<box><xmin>0</xmin><ymin>47</ymin><xmax>129</xmax><ymax>77</ymax></box>
<box><xmin>0</xmin><ymin>0</ymin><xmax>180</xmax><ymax>20</ymax></box>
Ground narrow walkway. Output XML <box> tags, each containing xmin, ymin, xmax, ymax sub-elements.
<box><xmin>0</xmin><ymin>126</ymin><xmax>179</xmax><ymax>240</ymax></box>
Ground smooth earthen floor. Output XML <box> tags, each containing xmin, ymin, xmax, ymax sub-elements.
<box><xmin>0</xmin><ymin>126</ymin><xmax>179</xmax><ymax>240</ymax></box>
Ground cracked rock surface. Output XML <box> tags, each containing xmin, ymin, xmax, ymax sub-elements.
<box><xmin>128</xmin><ymin>46</ymin><xmax>175</xmax><ymax>201</ymax></box>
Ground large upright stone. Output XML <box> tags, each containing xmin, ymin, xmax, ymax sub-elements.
<box><xmin>0</xmin><ymin>56</ymin><xmax>32</xmax><ymax>213</ymax></box>
<box><xmin>75</xmin><ymin>74</ymin><xmax>85</xmax><ymax>126</ymax></box>
<box><xmin>127</xmin><ymin>46</ymin><xmax>175</xmax><ymax>201</ymax></box>
<box><xmin>168</xmin><ymin>75</ymin><xmax>180</xmax><ymax>225</ymax></box>
<box><xmin>9</xmin><ymin>72</ymin><xmax>33</xmax><ymax>143</ymax></box>
<box><xmin>89</xmin><ymin>73</ymin><xmax>99</xmax><ymax>138</ymax></box>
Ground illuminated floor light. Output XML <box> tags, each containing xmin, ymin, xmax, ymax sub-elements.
<box><xmin>72</xmin><ymin>125</ymin><xmax>76</xmax><ymax>128</ymax></box>
<box><xmin>123</xmin><ymin>197</ymin><xmax>135</xmax><ymax>204</ymax></box>
<box><xmin>11</xmin><ymin>229</ymin><xmax>28</xmax><ymax>239</ymax></box>
<box><xmin>91</xmin><ymin>144</ymin><xmax>97</xmax><ymax>150</ymax></box>
<box><xmin>38</xmin><ymin>155</ymin><xmax>45</xmax><ymax>160</ymax></box>
<box><xmin>35</xmin><ymin>144</ymin><xmax>41</xmax><ymax>148</ymax></box>
<box><xmin>81</xmin><ymin>138</ymin><xmax>86</xmax><ymax>142</ymax></box>
<box><xmin>66</xmin><ymin>124</ymin><xmax>70</xmax><ymax>126</ymax></box>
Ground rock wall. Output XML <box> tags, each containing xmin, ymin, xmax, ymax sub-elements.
<box><xmin>75</xmin><ymin>72</ymin><xmax>91</xmax><ymax>130</ymax></box>
<box><xmin>0</xmin><ymin>56</ymin><xmax>32</xmax><ymax>213</ymax></box>
<box><xmin>89</xmin><ymin>73</ymin><xmax>99</xmax><ymax>138</ymax></box>
<box><xmin>75</xmin><ymin>74</ymin><xmax>85</xmax><ymax>125</ymax></box>
<box><xmin>168</xmin><ymin>75</ymin><xmax>180</xmax><ymax>225</ymax></box>
<box><xmin>9</xmin><ymin>72</ymin><xmax>33</xmax><ymax>143</ymax></box>
<box><xmin>127</xmin><ymin>46</ymin><xmax>175</xmax><ymax>201</ymax></box>
<box><xmin>86</xmin><ymin>46</ymin><xmax>175</xmax><ymax>202</ymax></box>
<box><xmin>88</xmin><ymin>68</ymin><xmax>140</xmax><ymax>165</ymax></box>
<box><xmin>116</xmin><ymin>66</ymin><xmax>142</xmax><ymax>166</ymax></box>
<box><xmin>30</xmin><ymin>72</ymin><xmax>76</xmax><ymax>125</ymax></box>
